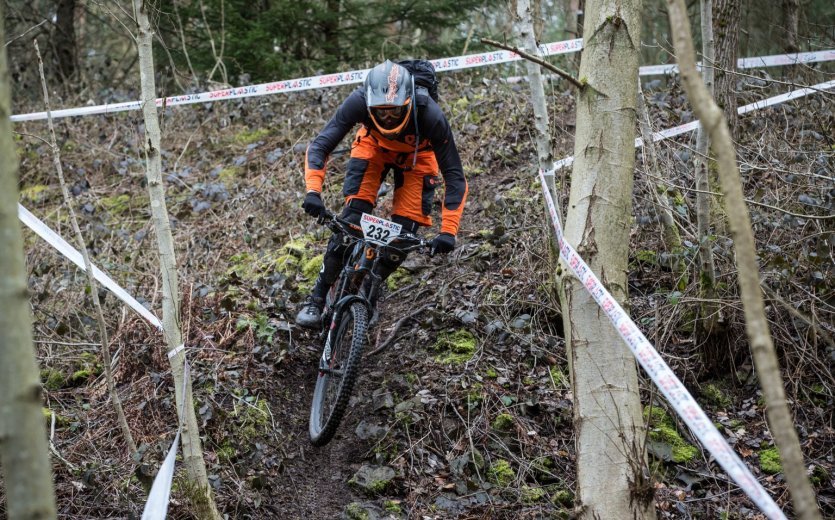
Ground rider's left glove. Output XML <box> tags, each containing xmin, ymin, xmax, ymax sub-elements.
<box><xmin>302</xmin><ymin>191</ymin><xmax>325</xmax><ymax>217</ymax></box>
<box><xmin>430</xmin><ymin>233</ymin><xmax>456</xmax><ymax>255</ymax></box>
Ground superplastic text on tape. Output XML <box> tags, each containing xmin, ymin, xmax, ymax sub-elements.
<box><xmin>10</xmin><ymin>38</ymin><xmax>583</xmax><ymax>123</ymax></box>
<box><xmin>537</xmin><ymin>169</ymin><xmax>786</xmax><ymax>520</ymax></box>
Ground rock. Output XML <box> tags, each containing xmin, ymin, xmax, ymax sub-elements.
<box><xmin>484</xmin><ymin>320</ymin><xmax>504</xmax><ymax>335</ymax></box>
<box><xmin>453</xmin><ymin>308</ymin><xmax>478</xmax><ymax>325</ymax></box>
<box><xmin>349</xmin><ymin>464</ymin><xmax>396</xmax><ymax>496</ymax></box>
<box><xmin>372</xmin><ymin>389</ymin><xmax>394</xmax><ymax>411</ymax></box>
<box><xmin>343</xmin><ymin>501</ymin><xmax>384</xmax><ymax>520</ymax></box>
<box><xmin>266</xmin><ymin>148</ymin><xmax>284</xmax><ymax>164</ymax></box>
<box><xmin>394</xmin><ymin>396</ymin><xmax>423</xmax><ymax>414</ymax></box>
<box><xmin>510</xmin><ymin>314</ymin><xmax>531</xmax><ymax>329</ymax></box>
<box><xmin>355</xmin><ymin>420</ymin><xmax>387</xmax><ymax>441</ymax></box>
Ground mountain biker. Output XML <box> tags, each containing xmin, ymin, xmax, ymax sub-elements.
<box><xmin>295</xmin><ymin>59</ymin><xmax>468</xmax><ymax>329</ymax></box>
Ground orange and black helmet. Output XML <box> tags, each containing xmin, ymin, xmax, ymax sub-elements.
<box><xmin>364</xmin><ymin>60</ymin><xmax>413</xmax><ymax>138</ymax></box>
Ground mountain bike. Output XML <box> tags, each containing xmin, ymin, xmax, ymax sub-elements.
<box><xmin>308</xmin><ymin>209</ymin><xmax>428</xmax><ymax>446</ymax></box>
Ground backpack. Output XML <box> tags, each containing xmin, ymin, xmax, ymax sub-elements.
<box><xmin>398</xmin><ymin>59</ymin><xmax>439</xmax><ymax>102</ymax></box>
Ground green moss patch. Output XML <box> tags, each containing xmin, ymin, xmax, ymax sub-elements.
<box><xmin>433</xmin><ymin>329</ymin><xmax>477</xmax><ymax>365</ymax></box>
<box><xmin>234</xmin><ymin>398</ymin><xmax>271</xmax><ymax>440</ymax></box>
<box><xmin>345</xmin><ymin>502</ymin><xmax>369</xmax><ymax>520</ymax></box>
<box><xmin>20</xmin><ymin>184</ymin><xmax>50</xmax><ymax>203</ymax></box>
<box><xmin>549</xmin><ymin>486</ymin><xmax>573</xmax><ymax>506</ymax></box>
<box><xmin>42</xmin><ymin>408</ymin><xmax>70</xmax><ymax>427</ymax></box>
<box><xmin>488</xmin><ymin>459</ymin><xmax>515</xmax><ymax>486</ymax></box>
<box><xmin>635</xmin><ymin>249</ymin><xmax>658</xmax><ymax>266</ymax></box>
<box><xmin>701</xmin><ymin>382</ymin><xmax>732</xmax><ymax>408</ymax></box>
<box><xmin>234</xmin><ymin>127</ymin><xmax>271</xmax><ymax>145</ymax></box>
<box><xmin>644</xmin><ymin>406</ymin><xmax>698</xmax><ymax>463</ymax></box>
<box><xmin>216</xmin><ymin>440</ymin><xmax>237</xmax><ymax>462</ymax></box>
<box><xmin>218</xmin><ymin>167</ymin><xmax>240</xmax><ymax>186</ymax></box>
<box><xmin>492</xmin><ymin>413</ymin><xmax>513</xmax><ymax>431</ymax></box>
<box><xmin>223</xmin><ymin>234</ymin><xmax>321</xmax><ymax>288</ymax></box>
<box><xmin>759</xmin><ymin>447</ymin><xmax>782</xmax><ymax>475</ymax></box>
<box><xmin>386</xmin><ymin>268</ymin><xmax>413</xmax><ymax>291</ymax></box>
<box><xmin>383</xmin><ymin>500</ymin><xmax>402</xmax><ymax>513</ymax></box>
<box><xmin>521</xmin><ymin>485</ymin><xmax>545</xmax><ymax>503</ymax></box>
<box><xmin>41</xmin><ymin>368</ymin><xmax>67</xmax><ymax>391</ymax></box>
<box><xmin>100</xmin><ymin>194</ymin><xmax>131</xmax><ymax>214</ymax></box>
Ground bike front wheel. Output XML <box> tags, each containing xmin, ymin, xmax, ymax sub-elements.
<box><xmin>309</xmin><ymin>302</ymin><xmax>368</xmax><ymax>446</ymax></box>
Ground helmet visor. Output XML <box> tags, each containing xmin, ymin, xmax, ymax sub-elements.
<box><xmin>369</xmin><ymin>105</ymin><xmax>408</xmax><ymax>130</ymax></box>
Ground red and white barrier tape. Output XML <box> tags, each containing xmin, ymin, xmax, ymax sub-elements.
<box><xmin>637</xmin><ymin>48</ymin><xmax>835</xmax><ymax>76</ymax></box>
<box><xmin>141</xmin><ymin>360</ymin><xmax>190</xmax><ymax>520</ymax></box>
<box><xmin>18</xmin><ymin>203</ymin><xmax>162</xmax><ymax>329</ymax></box>
<box><xmin>18</xmin><ymin>206</ymin><xmax>184</xmax><ymax>518</ymax></box>
<box><xmin>12</xmin><ymin>40</ymin><xmax>832</xmax><ymax>122</ymax></box>
<box><xmin>552</xmin><ymin>79</ymin><xmax>835</xmax><ymax>171</ymax></box>
<box><xmin>10</xmin><ymin>39</ymin><xmax>583</xmax><ymax>123</ymax></box>
<box><xmin>537</xmin><ymin>168</ymin><xmax>786</xmax><ymax>520</ymax></box>
<box><xmin>506</xmin><ymin>48</ymin><xmax>835</xmax><ymax>82</ymax></box>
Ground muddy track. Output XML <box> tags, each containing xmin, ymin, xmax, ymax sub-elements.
<box><xmin>267</xmin><ymin>328</ymin><xmax>391</xmax><ymax>519</ymax></box>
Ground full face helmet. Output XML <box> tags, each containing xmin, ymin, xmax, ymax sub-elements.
<box><xmin>364</xmin><ymin>60</ymin><xmax>414</xmax><ymax>138</ymax></box>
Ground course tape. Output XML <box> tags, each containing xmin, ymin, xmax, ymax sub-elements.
<box><xmin>9</xmin><ymin>39</ymin><xmax>583</xmax><ymax>123</ymax></box>
<box><xmin>141</xmin><ymin>362</ymin><xmax>190</xmax><ymax>520</ymax></box>
<box><xmin>636</xmin><ymin>48</ymin><xmax>835</xmax><ymax>76</ymax></box>
<box><xmin>505</xmin><ymin>48</ymin><xmax>835</xmax><ymax>82</ymax></box>
<box><xmin>552</xmin><ymin>79</ymin><xmax>835</xmax><ymax>171</ymax></box>
<box><xmin>18</xmin><ymin>204</ymin><xmax>163</xmax><ymax>330</ymax></box>
<box><xmin>537</xmin><ymin>168</ymin><xmax>786</xmax><ymax>520</ymax></box>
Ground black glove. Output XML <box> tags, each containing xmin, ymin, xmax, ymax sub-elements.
<box><xmin>430</xmin><ymin>233</ymin><xmax>455</xmax><ymax>255</ymax></box>
<box><xmin>301</xmin><ymin>191</ymin><xmax>324</xmax><ymax>217</ymax></box>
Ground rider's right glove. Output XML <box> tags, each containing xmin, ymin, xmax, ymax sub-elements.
<box><xmin>430</xmin><ymin>232</ymin><xmax>456</xmax><ymax>255</ymax></box>
<box><xmin>301</xmin><ymin>191</ymin><xmax>325</xmax><ymax>217</ymax></box>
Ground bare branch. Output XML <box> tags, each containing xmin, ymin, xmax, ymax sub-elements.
<box><xmin>5</xmin><ymin>19</ymin><xmax>46</xmax><ymax>47</ymax></box>
<box><xmin>480</xmin><ymin>37</ymin><xmax>584</xmax><ymax>90</ymax></box>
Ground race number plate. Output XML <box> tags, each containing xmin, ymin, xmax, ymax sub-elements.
<box><xmin>360</xmin><ymin>213</ymin><xmax>402</xmax><ymax>246</ymax></box>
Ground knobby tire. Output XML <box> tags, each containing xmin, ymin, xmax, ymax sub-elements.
<box><xmin>309</xmin><ymin>302</ymin><xmax>368</xmax><ymax>446</ymax></box>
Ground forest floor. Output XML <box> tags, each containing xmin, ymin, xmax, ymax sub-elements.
<box><xmin>4</xmin><ymin>65</ymin><xmax>834</xmax><ymax>519</ymax></box>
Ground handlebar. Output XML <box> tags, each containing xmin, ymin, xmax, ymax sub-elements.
<box><xmin>316</xmin><ymin>209</ymin><xmax>430</xmax><ymax>254</ymax></box>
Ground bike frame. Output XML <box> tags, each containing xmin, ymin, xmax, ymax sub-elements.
<box><xmin>317</xmin><ymin>210</ymin><xmax>426</xmax><ymax>371</ymax></box>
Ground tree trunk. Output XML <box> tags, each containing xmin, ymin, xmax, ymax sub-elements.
<box><xmin>559</xmin><ymin>1</ymin><xmax>654</xmax><ymax>518</ymax></box>
<box><xmin>0</xmin><ymin>4</ymin><xmax>58</xmax><ymax>515</ymax></box>
<box><xmin>564</xmin><ymin>0</ymin><xmax>580</xmax><ymax>38</ymax></box>
<box><xmin>695</xmin><ymin>0</ymin><xmax>719</xmax><ymax>335</ymax></box>
<box><xmin>35</xmin><ymin>40</ymin><xmax>137</xmax><ymax>457</ymax></box>
<box><xmin>636</xmin><ymin>85</ymin><xmax>685</xmax><ymax>284</ymax></box>
<box><xmin>711</xmin><ymin>0</ymin><xmax>739</xmax><ymax>136</ymax></box>
<box><xmin>781</xmin><ymin>0</ymin><xmax>800</xmax><ymax>53</ymax></box>
<box><xmin>53</xmin><ymin>0</ymin><xmax>77</xmax><ymax>82</ymax></box>
<box><xmin>515</xmin><ymin>0</ymin><xmax>558</xmax><ymax>260</ymax></box>
<box><xmin>667</xmin><ymin>1</ymin><xmax>822</xmax><ymax>518</ymax></box>
<box><xmin>514</xmin><ymin>0</ymin><xmax>554</xmax><ymax>188</ymax></box>
<box><xmin>532</xmin><ymin>0</ymin><xmax>544</xmax><ymax>42</ymax></box>
<box><xmin>133</xmin><ymin>2</ymin><xmax>221</xmax><ymax>518</ymax></box>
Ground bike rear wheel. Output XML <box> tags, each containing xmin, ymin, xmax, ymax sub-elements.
<box><xmin>309</xmin><ymin>302</ymin><xmax>368</xmax><ymax>446</ymax></box>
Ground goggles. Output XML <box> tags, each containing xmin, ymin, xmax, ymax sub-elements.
<box><xmin>370</xmin><ymin>105</ymin><xmax>408</xmax><ymax>129</ymax></box>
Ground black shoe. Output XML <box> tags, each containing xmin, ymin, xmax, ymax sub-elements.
<box><xmin>295</xmin><ymin>295</ymin><xmax>325</xmax><ymax>329</ymax></box>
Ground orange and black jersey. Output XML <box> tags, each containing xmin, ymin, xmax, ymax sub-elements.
<box><xmin>305</xmin><ymin>89</ymin><xmax>467</xmax><ymax>235</ymax></box>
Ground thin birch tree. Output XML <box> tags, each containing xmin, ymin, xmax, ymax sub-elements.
<box><xmin>636</xmin><ymin>85</ymin><xmax>685</xmax><ymax>284</ymax></box>
<box><xmin>695</xmin><ymin>0</ymin><xmax>720</xmax><ymax>335</ymax></box>
<box><xmin>133</xmin><ymin>1</ymin><xmax>221</xmax><ymax>517</ymax></box>
<box><xmin>559</xmin><ymin>0</ymin><xmax>654</xmax><ymax>517</ymax></box>
<box><xmin>666</xmin><ymin>1</ymin><xmax>822</xmax><ymax>517</ymax></box>
<box><xmin>514</xmin><ymin>0</ymin><xmax>557</xmax><ymax>258</ymax></box>
<box><xmin>34</xmin><ymin>40</ymin><xmax>137</xmax><ymax>458</ymax></box>
<box><xmin>514</xmin><ymin>0</ymin><xmax>554</xmax><ymax>182</ymax></box>
<box><xmin>0</xmin><ymin>5</ymin><xmax>58</xmax><ymax>516</ymax></box>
